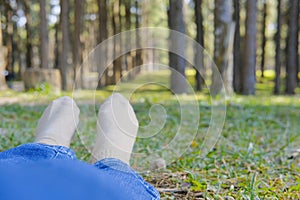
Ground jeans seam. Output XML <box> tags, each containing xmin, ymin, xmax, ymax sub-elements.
<box><xmin>35</xmin><ymin>143</ymin><xmax>75</xmax><ymax>160</ymax></box>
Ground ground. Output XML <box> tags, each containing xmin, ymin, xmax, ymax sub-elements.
<box><xmin>0</xmin><ymin>71</ymin><xmax>299</xmax><ymax>199</ymax></box>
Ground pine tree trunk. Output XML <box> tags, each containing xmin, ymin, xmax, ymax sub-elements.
<box><xmin>112</xmin><ymin>0</ymin><xmax>122</xmax><ymax>84</ymax></box>
<box><xmin>135</xmin><ymin>0</ymin><xmax>142</xmax><ymax>75</ymax></box>
<box><xmin>0</xmin><ymin>14</ymin><xmax>7</xmax><ymax>90</ymax></box>
<box><xmin>54</xmin><ymin>22</ymin><xmax>60</xmax><ymax>69</ymax></box>
<box><xmin>260</xmin><ymin>1</ymin><xmax>267</xmax><ymax>78</ymax></box>
<box><xmin>59</xmin><ymin>0</ymin><xmax>72</xmax><ymax>91</ymax></box>
<box><xmin>212</xmin><ymin>0</ymin><xmax>233</xmax><ymax>95</ymax></box>
<box><xmin>242</xmin><ymin>0</ymin><xmax>257</xmax><ymax>95</ymax></box>
<box><xmin>274</xmin><ymin>0</ymin><xmax>282</xmax><ymax>94</ymax></box>
<box><xmin>24</xmin><ymin>0</ymin><xmax>33</xmax><ymax>69</ymax></box>
<box><xmin>124</xmin><ymin>0</ymin><xmax>134</xmax><ymax>79</ymax></box>
<box><xmin>4</xmin><ymin>2</ymin><xmax>14</xmax><ymax>81</ymax></box>
<box><xmin>285</xmin><ymin>0</ymin><xmax>299</xmax><ymax>94</ymax></box>
<box><xmin>194</xmin><ymin>0</ymin><xmax>205</xmax><ymax>91</ymax></box>
<box><xmin>97</xmin><ymin>0</ymin><xmax>108</xmax><ymax>88</ymax></box>
<box><xmin>233</xmin><ymin>0</ymin><xmax>241</xmax><ymax>93</ymax></box>
<box><xmin>73</xmin><ymin>0</ymin><xmax>84</xmax><ymax>88</ymax></box>
<box><xmin>39</xmin><ymin>0</ymin><xmax>49</xmax><ymax>69</ymax></box>
<box><xmin>168</xmin><ymin>0</ymin><xmax>187</xmax><ymax>94</ymax></box>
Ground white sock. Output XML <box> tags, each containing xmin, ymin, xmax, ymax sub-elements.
<box><xmin>91</xmin><ymin>93</ymin><xmax>139</xmax><ymax>165</ymax></box>
<box><xmin>35</xmin><ymin>96</ymin><xmax>80</xmax><ymax>147</ymax></box>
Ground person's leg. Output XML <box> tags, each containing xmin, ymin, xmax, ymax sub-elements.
<box><xmin>94</xmin><ymin>158</ymin><xmax>160</xmax><ymax>199</ymax></box>
<box><xmin>0</xmin><ymin>96</ymin><xmax>79</xmax><ymax>164</ymax></box>
<box><xmin>90</xmin><ymin>93</ymin><xmax>138</xmax><ymax>164</ymax></box>
<box><xmin>91</xmin><ymin>93</ymin><xmax>160</xmax><ymax>199</ymax></box>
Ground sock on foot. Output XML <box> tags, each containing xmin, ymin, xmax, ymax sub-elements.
<box><xmin>91</xmin><ymin>93</ymin><xmax>138</xmax><ymax>165</ymax></box>
<box><xmin>35</xmin><ymin>96</ymin><xmax>80</xmax><ymax>148</ymax></box>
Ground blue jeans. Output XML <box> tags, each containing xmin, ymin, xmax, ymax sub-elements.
<box><xmin>0</xmin><ymin>143</ymin><xmax>160</xmax><ymax>200</ymax></box>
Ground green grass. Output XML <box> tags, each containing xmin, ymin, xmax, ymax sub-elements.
<box><xmin>0</xmin><ymin>70</ymin><xmax>299</xmax><ymax>199</ymax></box>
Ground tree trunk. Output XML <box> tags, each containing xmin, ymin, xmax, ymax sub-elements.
<box><xmin>124</xmin><ymin>0</ymin><xmax>134</xmax><ymax>79</ymax></box>
<box><xmin>141</xmin><ymin>0</ymin><xmax>153</xmax><ymax>72</ymax></box>
<box><xmin>13</xmin><ymin>19</ymin><xmax>22</xmax><ymax>80</ymax></box>
<box><xmin>0</xmin><ymin>13</ymin><xmax>7</xmax><ymax>90</ymax></box>
<box><xmin>212</xmin><ymin>0</ymin><xmax>233</xmax><ymax>95</ymax></box>
<box><xmin>112</xmin><ymin>0</ymin><xmax>122</xmax><ymax>84</ymax></box>
<box><xmin>260</xmin><ymin>1</ymin><xmax>267</xmax><ymax>78</ymax></box>
<box><xmin>54</xmin><ymin>22</ymin><xmax>60</xmax><ymax>69</ymax></box>
<box><xmin>285</xmin><ymin>0</ymin><xmax>299</xmax><ymax>94</ymax></box>
<box><xmin>168</xmin><ymin>0</ymin><xmax>187</xmax><ymax>94</ymax></box>
<box><xmin>194</xmin><ymin>0</ymin><xmax>205</xmax><ymax>91</ymax></box>
<box><xmin>24</xmin><ymin>0</ymin><xmax>33</xmax><ymax>69</ymax></box>
<box><xmin>59</xmin><ymin>0</ymin><xmax>72</xmax><ymax>91</ymax></box>
<box><xmin>39</xmin><ymin>0</ymin><xmax>49</xmax><ymax>69</ymax></box>
<box><xmin>97</xmin><ymin>0</ymin><xmax>108</xmax><ymax>87</ymax></box>
<box><xmin>4</xmin><ymin>2</ymin><xmax>14</xmax><ymax>81</ymax></box>
<box><xmin>242</xmin><ymin>0</ymin><xmax>257</xmax><ymax>95</ymax></box>
<box><xmin>233</xmin><ymin>0</ymin><xmax>241</xmax><ymax>93</ymax></box>
<box><xmin>274</xmin><ymin>0</ymin><xmax>282</xmax><ymax>94</ymax></box>
<box><xmin>98</xmin><ymin>0</ymin><xmax>108</xmax><ymax>44</ymax></box>
<box><xmin>0</xmin><ymin>47</ymin><xmax>7</xmax><ymax>90</ymax></box>
<box><xmin>73</xmin><ymin>0</ymin><xmax>84</xmax><ymax>89</ymax></box>
<box><xmin>135</xmin><ymin>0</ymin><xmax>142</xmax><ymax>75</ymax></box>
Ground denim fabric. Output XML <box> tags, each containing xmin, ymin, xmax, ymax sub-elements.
<box><xmin>0</xmin><ymin>143</ymin><xmax>76</xmax><ymax>165</ymax></box>
<box><xmin>95</xmin><ymin>158</ymin><xmax>160</xmax><ymax>200</ymax></box>
<box><xmin>0</xmin><ymin>143</ymin><xmax>160</xmax><ymax>200</ymax></box>
<box><xmin>0</xmin><ymin>159</ymin><xmax>127</xmax><ymax>200</ymax></box>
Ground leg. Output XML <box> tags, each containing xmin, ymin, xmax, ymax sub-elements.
<box><xmin>94</xmin><ymin>158</ymin><xmax>160</xmax><ymax>199</ymax></box>
<box><xmin>90</xmin><ymin>93</ymin><xmax>138</xmax><ymax>164</ymax></box>
<box><xmin>91</xmin><ymin>93</ymin><xmax>160</xmax><ymax>199</ymax></box>
<box><xmin>0</xmin><ymin>96</ymin><xmax>79</xmax><ymax>164</ymax></box>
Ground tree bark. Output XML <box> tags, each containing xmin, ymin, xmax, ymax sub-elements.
<box><xmin>112</xmin><ymin>0</ymin><xmax>122</xmax><ymax>84</ymax></box>
<box><xmin>73</xmin><ymin>0</ymin><xmax>84</xmax><ymax>88</ymax></box>
<box><xmin>4</xmin><ymin>2</ymin><xmax>14</xmax><ymax>81</ymax></box>
<box><xmin>260</xmin><ymin>1</ymin><xmax>267</xmax><ymax>78</ymax></box>
<box><xmin>13</xmin><ymin>18</ymin><xmax>22</xmax><ymax>80</ymax></box>
<box><xmin>24</xmin><ymin>0</ymin><xmax>33</xmax><ymax>69</ymax></box>
<box><xmin>285</xmin><ymin>0</ymin><xmax>299</xmax><ymax>94</ymax></box>
<box><xmin>54</xmin><ymin>22</ymin><xmax>60</xmax><ymax>69</ymax></box>
<box><xmin>135</xmin><ymin>0</ymin><xmax>142</xmax><ymax>75</ymax></box>
<box><xmin>0</xmin><ymin>12</ymin><xmax>7</xmax><ymax>90</ymax></box>
<box><xmin>274</xmin><ymin>0</ymin><xmax>282</xmax><ymax>94</ymax></box>
<box><xmin>242</xmin><ymin>0</ymin><xmax>257</xmax><ymax>95</ymax></box>
<box><xmin>194</xmin><ymin>0</ymin><xmax>205</xmax><ymax>91</ymax></box>
<box><xmin>168</xmin><ymin>0</ymin><xmax>187</xmax><ymax>94</ymax></box>
<box><xmin>59</xmin><ymin>0</ymin><xmax>72</xmax><ymax>91</ymax></box>
<box><xmin>124</xmin><ymin>0</ymin><xmax>134</xmax><ymax>79</ymax></box>
<box><xmin>97</xmin><ymin>0</ymin><xmax>108</xmax><ymax>87</ymax></box>
<box><xmin>233</xmin><ymin>0</ymin><xmax>241</xmax><ymax>93</ymax></box>
<box><xmin>212</xmin><ymin>0</ymin><xmax>233</xmax><ymax>95</ymax></box>
<box><xmin>98</xmin><ymin>0</ymin><xmax>108</xmax><ymax>44</ymax></box>
<box><xmin>39</xmin><ymin>0</ymin><xmax>49</xmax><ymax>69</ymax></box>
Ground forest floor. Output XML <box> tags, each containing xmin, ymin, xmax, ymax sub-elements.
<box><xmin>0</xmin><ymin>70</ymin><xmax>300</xmax><ymax>199</ymax></box>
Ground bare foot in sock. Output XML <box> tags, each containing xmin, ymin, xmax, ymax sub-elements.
<box><xmin>35</xmin><ymin>96</ymin><xmax>80</xmax><ymax>147</ymax></box>
<box><xmin>91</xmin><ymin>93</ymin><xmax>139</xmax><ymax>165</ymax></box>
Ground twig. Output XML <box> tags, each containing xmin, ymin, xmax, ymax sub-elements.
<box><xmin>157</xmin><ymin>188</ymin><xmax>188</xmax><ymax>193</ymax></box>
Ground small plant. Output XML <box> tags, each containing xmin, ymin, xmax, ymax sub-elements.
<box><xmin>28</xmin><ymin>82</ymin><xmax>52</xmax><ymax>95</ymax></box>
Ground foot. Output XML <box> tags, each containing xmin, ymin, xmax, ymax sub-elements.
<box><xmin>35</xmin><ymin>96</ymin><xmax>80</xmax><ymax>147</ymax></box>
<box><xmin>91</xmin><ymin>93</ymin><xmax>139</xmax><ymax>165</ymax></box>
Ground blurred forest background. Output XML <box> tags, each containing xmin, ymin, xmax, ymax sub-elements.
<box><xmin>0</xmin><ymin>0</ymin><xmax>299</xmax><ymax>95</ymax></box>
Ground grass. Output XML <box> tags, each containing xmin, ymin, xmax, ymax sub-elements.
<box><xmin>0</xmin><ymin>69</ymin><xmax>299</xmax><ymax>199</ymax></box>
